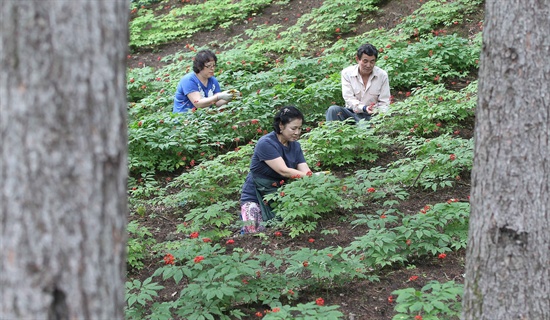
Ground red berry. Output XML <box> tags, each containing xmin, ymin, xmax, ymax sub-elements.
<box><xmin>316</xmin><ymin>297</ymin><xmax>324</xmax><ymax>306</ymax></box>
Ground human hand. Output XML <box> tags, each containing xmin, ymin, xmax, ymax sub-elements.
<box><xmin>217</xmin><ymin>90</ymin><xmax>233</xmax><ymax>102</ymax></box>
<box><xmin>365</xmin><ymin>103</ymin><xmax>376</xmax><ymax>114</ymax></box>
<box><xmin>228</xmin><ymin>89</ymin><xmax>242</xmax><ymax>100</ymax></box>
<box><xmin>314</xmin><ymin>171</ymin><xmax>330</xmax><ymax>175</ymax></box>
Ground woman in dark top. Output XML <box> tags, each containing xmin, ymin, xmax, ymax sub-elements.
<box><xmin>240</xmin><ymin>106</ymin><xmax>312</xmax><ymax>233</ymax></box>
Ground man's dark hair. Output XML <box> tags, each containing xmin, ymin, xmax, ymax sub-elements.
<box><xmin>193</xmin><ymin>49</ymin><xmax>217</xmax><ymax>73</ymax></box>
<box><xmin>356</xmin><ymin>43</ymin><xmax>378</xmax><ymax>60</ymax></box>
<box><xmin>273</xmin><ymin>106</ymin><xmax>304</xmax><ymax>134</ymax></box>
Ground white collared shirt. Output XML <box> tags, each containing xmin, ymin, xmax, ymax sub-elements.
<box><xmin>341</xmin><ymin>65</ymin><xmax>390</xmax><ymax>113</ymax></box>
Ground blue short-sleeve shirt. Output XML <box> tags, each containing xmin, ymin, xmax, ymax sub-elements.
<box><xmin>173</xmin><ymin>72</ymin><xmax>221</xmax><ymax>113</ymax></box>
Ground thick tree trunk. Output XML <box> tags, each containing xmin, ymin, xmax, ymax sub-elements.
<box><xmin>0</xmin><ymin>1</ymin><xmax>129</xmax><ymax>318</ymax></box>
<box><xmin>463</xmin><ymin>0</ymin><xmax>550</xmax><ymax>319</ymax></box>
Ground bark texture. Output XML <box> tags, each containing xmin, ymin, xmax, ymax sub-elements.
<box><xmin>463</xmin><ymin>0</ymin><xmax>550</xmax><ymax>319</ymax></box>
<box><xmin>1</xmin><ymin>1</ymin><xmax>129</xmax><ymax>318</ymax></box>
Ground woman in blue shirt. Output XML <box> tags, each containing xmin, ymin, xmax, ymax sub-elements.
<box><xmin>173</xmin><ymin>49</ymin><xmax>237</xmax><ymax>113</ymax></box>
<box><xmin>240</xmin><ymin>106</ymin><xmax>312</xmax><ymax>233</ymax></box>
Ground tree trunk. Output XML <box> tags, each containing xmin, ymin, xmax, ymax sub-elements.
<box><xmin>463</xmin><ymin>0</ymin><xmax>550</xmax><ymax>319</ymax></box>
<box><xmin>0</xmin><ymin>1</ymin><xmax>128</xmax><ymax>318</ymax></box>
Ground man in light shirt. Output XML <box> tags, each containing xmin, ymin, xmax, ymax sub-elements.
<box><xmin>326</xmin><ymin>43</ymin><xmax>390</xmax><ymax>123</ymax></box>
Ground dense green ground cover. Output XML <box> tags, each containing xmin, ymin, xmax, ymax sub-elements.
<box><xmin>126</xmin><ymin>0</ymin><xmax>483</xmax><ymax>319</ymax></box>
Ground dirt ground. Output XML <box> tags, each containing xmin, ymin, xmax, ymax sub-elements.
<box><xmin>128</xmin><ymin>0</ymin><xmax>480</xmax><ymax>319</ymax></box>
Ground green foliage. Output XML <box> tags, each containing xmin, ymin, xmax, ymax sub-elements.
<box><xmin>262</xmin><ymin>302</ymin><xmax>344</xmax><ymax>319</ymax></box>
<box><xmin>380</xmin><ymin>81</ymin><xmax>478</xmax><ymax>137</ymax></box>
<box><xmin>125</xmin><ymin>277</ymin><xmax>164</xmax><ymax>319</ymax></box>
<box><xmin>392</xmin><ymin>281</ymin><xmax>463</xmax><ymax>320</ymax></box>
<box><xmin>300</xmin><ymin>0</ymin><xmax>381</xmax><ymax>44</ymax></box>
<box><xmin>264</xmin><ymin>174</ymin><xmax>347</xmax><ymax>237</ymax></box>
<box><xmin>125</xmin><ymin>198</ymin><xmax>468</xmax><ymax>319</ymax></box>
<box><xmin>301</xmin><ymin>121</ymin><xmax>389</xmax><ymax>167</ymax></box>
<box><xmin>376</xmin><ymin>34</ymin><xmax>480</xmax><ymax>89</ymax></box>
<box><xmin>397</xmin><ymin>201</ymin><xmax>470</xmax><ymax>252</ymax></box>
<box><xmin>387</xmin><ymin>135</ymin><xmax>473</xmax><ymax>191</ymax></box>
<box><xmin>129</xmin><ymin>0</ymin><xmax>279</xmax><ymax>48</ymax></box>
<box><xmin>182</xmin><ymin>200</ymin><xmax>239</xmax><ymax>240</ymax></box>
<box><xmin>128</xmin><ymin>171</ymin><xmax>163</xmax><ymax>199</ymax></box>
<box><xmin>128</xmin><ymin>107</ymin><xmax>262</xmax><ymax>174</ymax></box>
<box><xmin>346</xmin><ymin>201</ymin><xmax>470</xmax><ymax>268</ymax></box>
<box><xmin>282</xmin><ymin>246</ymin><xmax>376</xmax><ymax>285</ymax></box>
<box><xmin>127</xmin><ymin>221</ymin><xmax>156</xmax><ymax>271</ymax></box>
<box><xmin>163</xmin><ymin>144</ymin><xmax>253</xmax><ymax>208</ymax></box>
<box><xmin>127</xmin><ymin>66</ymin><xmax>161</xmax><ymax>102</ymax></box>
<box><xmin>396</xmin><ymin>0</ymin><xmax>484</xmax><ymax>39</ymax></box>
<box><xmin>133</xmin><ymin>240</ymin><xmax>368</xmax><ymax>319</ymax></box>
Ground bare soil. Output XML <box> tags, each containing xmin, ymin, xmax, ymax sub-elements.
<box><xmin>128</xmin><ymin>0</ymin><xmax>481</xmax><ymax>319</ymax></box>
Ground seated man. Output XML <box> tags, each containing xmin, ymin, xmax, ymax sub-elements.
<box><xmin>326</xmin><ymin>43</ymin><xmax>390</xmax><ymax>123</ymax></box>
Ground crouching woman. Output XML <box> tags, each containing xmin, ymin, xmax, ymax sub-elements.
<box><xmin>239</xmin><ymin>106</ymin><xmax>312</xmax><ymax>233</ymax></box>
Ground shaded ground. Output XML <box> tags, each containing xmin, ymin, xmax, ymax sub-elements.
<box><xmin>128</xmin><ymin>0</ymin><xmax>481</xmax><ymax>318</ymax></box>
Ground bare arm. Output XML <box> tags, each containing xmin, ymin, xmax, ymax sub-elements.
<box><xmin>187</xmin><ymin>91</ymin><xmax>228</xmax><ymax>109</ymax></box>
<box><xmin>296</xmin><ymin>162</ymin><xmax>311</xmax><ymax>174</ymax></box>
<box><xmin>265</xmin><ymin>157</ymin><xmax>311</xmax><ymax>178</ymax></box>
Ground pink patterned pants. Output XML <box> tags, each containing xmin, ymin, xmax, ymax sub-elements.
<box><xmin>240</xmin><ymin>202</ymin><xmax>266</xmax><ymax>234</ymax></box>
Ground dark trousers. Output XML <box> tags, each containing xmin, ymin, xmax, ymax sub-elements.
<box><xmin>325</xmin><ymin>105</ymin><xmax>371</xmax><ymax>123</ymax></box>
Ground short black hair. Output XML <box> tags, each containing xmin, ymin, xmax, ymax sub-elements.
<box><xmin>193</xmin><ymin>49</ymin><xmax>217</xmax><ymax>73</ymax></box>
<box><xmin>273</xmin><ymin>106</ymin><xmax>304</xmax><ymax>134</ymax></box>
<box><xmin>356</xmin><ymin>43</ymin><xmax>378</xmax><ymax>60</ymax></box>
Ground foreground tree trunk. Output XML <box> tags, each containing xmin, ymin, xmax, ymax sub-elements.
<box><xmin>0</xmin><ymin>1</ymin><xmax>128</xmax><ymax>318</ymax></box>
<box><xmin>463</xmin><ymin>0</ymin><xmax>549</xmax><ymax>319</ymax></box>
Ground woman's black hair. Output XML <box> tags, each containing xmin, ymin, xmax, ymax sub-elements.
<box><xmin>193</xmin><ymin>49</ymin><xmax>217</xmax><ymax>73</ymax></box>
<box><xmin>356</xmin><ymin>43</ymin><xmax>378</xmax><ymax>60</ymax></box>
<box><xmin>273</xmin><ymin>106</ymin><xmax>304</xmax><ymax>134</ymax></box>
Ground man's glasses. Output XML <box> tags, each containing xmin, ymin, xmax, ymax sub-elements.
<box><xmin>204</xmin><ymin>63</ymin><xmax>216</xmax><ymax>69</ymax></box>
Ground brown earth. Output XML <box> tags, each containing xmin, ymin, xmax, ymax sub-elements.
<box><xmin>128</xmin><ymin>0</ymin><xmax>481</xmax><ymax>319</ymax></box>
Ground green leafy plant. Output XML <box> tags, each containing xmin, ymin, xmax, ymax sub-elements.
<box><xmin>262</xmin><ymin>302</ymin><xmax>344</xmax><ymax>319</ymax></box>
<box><xmin>127</xmin><ymin>221</ymin><xmax>156</xmax><ymax>271</ymax></box>
<box><xmin>379</xmin><ymin>81</ymin><xmax>478</xmax><ymax>137</ymax></box>
<box><xmin>125</xmin><ymin>277</ymin><xmax>164</xmax><ymax>319</ymax></box>
<box><xmin>346</xmin><ymin>201</ymin><xmax>470</xmax><ymax>269</ymax></box>
<box><xmin>163</xmin><ymin>144</ymin><xmax>253</xmax><ymax>208</ymax></box>
<box><xmin>128</xmin><ymin>171</ymin><xmax>163</xmax><ymax>199</ymax></box>
<box><xmin>391</xmin><ymin>281</ymin><xmax>463</xmax><ymax>320</ymax></box>
<box><xmin>181</xmin><ymin>200</ymin><xmax>240</xmax><ymax>240</ymax></box>
<box><xmin>264</xmin><ymin>173</ymin><xmax>352</xmax><ymax>237</ymax></box>
<box><xmin>301</xmin><ymin>121</ymin><xmax>389</xmax><ymax>168</ymax></box>
<box><xmin>395</xmin><ymin>0</ymin><xmax>484</xmax><ymax>38</ymax></box>
<box><xmin>129</xmin><ymin>0</ymin><xmax>279</xmax><ymax>48</ymax></box>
